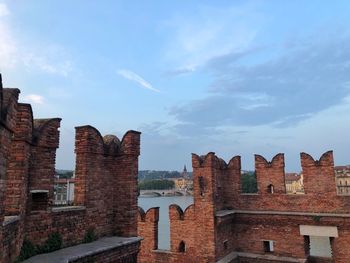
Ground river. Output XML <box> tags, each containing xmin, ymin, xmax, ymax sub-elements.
<box><xmin>138</xmin><ymin>195</ymin><xmax>193</xmax><ymax>250</ymax></box>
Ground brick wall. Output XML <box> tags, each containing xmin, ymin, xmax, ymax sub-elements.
<box><xmin>23</xmin><ymin>125</ymin><xmax>140</xmax><ymax>248</ymax></box>
<box><xmin>138</xmin><ymin>150</ymin><xmax>350</xmax><ymax>263</ymax></box>
<box><xmin>0</xmin><ymin>74</ymin><xmax>141</xmax><ymax>263</ymax></box>
<box><xmin>68</xmin><ymin>240</ymin><xmax>140</xmax><ymax>263</ymax></box>
<box><xmin>138</xmin><ymin>207</ymin><xmax>159</xmax><ymax>263</ymax></box>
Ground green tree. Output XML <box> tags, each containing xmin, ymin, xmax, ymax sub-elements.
<box><xmin>241</xmin><ymin>172</ymin><xmax>258</xmax><ymax>193</ymax></box>
<box><xmin>138</xmin><ymin>179</ymin><xmax>175</xmax><ymax>190</ymax></box>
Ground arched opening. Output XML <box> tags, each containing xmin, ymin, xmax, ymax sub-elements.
<box><xmin>267</xmin><ymin>184</ymin><xmax>274</xmax><ymax>194</ymax></box>
<box><xmin>178</xmin><ymin>241</ymin><xmax>186</xmax><ymax>253</ymax></box>
<box><xmin>198</xmin><ymin>176</ymin><xmax>205</xmax><ymax>196</ymax></box>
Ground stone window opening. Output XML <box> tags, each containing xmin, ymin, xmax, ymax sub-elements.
<box><xmin>198</xmin><ymin>176</ymin><xmax>205</xmax><ymax>196</ymax></box>
<box><xmin>267</xmin><ymin>184</ymin><xmax>274</xmax><ymax>194</ymax></box>
<box><xmin>223</xmin><ymin>240</ymin><xmax>228</xmax><ymax>250</ymax></box>
<box><xmin>178</xmin><ymin>241</ymin><xmax>186</xmax><ymax>253</ymax></box>
<box><xmin>263</xmin><ymin>240</ymin><xmax>274</xmax><ymax>253</ymax></box>
<box><xmin>30</xmin><ymin>190</ymin><xmax>49</xmax><ymax>211</ymax></box>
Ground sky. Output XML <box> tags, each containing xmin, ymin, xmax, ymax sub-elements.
<box><xmin>1</xmin><ymin>0</ymin><xmax>350</xmax><ymax>172</ymax></box>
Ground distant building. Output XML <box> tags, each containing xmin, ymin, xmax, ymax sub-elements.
<box><xmin>53</xmin><ymin>178</ymin><xmax>75</xmax><ymax>205</ymax></box>
<box><xmin>285</xmin><ymin>172</ymin><xmax>304</xmax><ymax>194</ymax></box>
<box><xmin>335</xmin><ymin>165</ymin><xmax>350</xmax><ymax>195</ymax></box>
<box><xmin>174</xmin><ymin>165</ymin><xmax>193</xmax><ymax>191</ymax></box>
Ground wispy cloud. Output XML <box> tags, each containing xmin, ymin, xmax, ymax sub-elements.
<box><xmin>0</xmin><ymin>3</ymin><xmax>17</xmax><ymax>69</ymax></box>
<box><xmin>22</xmin><ymin>94</ymin><xmax>45</xmax><ymax>105</ymax></box>
<box><xmin>0</xmin><ymin>3</ymin><xmax>73</xmax><ymax>76</ymax></box>
<box><xmin>162</xmin><ymin>3</ymin><xmax>262</xmax><ymax>72</ymax></box>
<box><xmin>117</xmin><ymin>69</ymin><xmax>160</xmax><ymax>92</ymax></box>
<box><xmin>0</xmin><ymin>3</ymin><xmax>9</xmax><ymax>17</ymax></box>
<box><xmin>164</xmin><ymin>66</ymin><xmax>195</xmax><ymax>77</ymax></box>
<box><xmin>23</xmin><ymin>52</ymin><xmax>73</xmax><ymax>77</ymax></box>
<box><xmin>169</xmin><ymin>32</ymin><xmax>350</xmax><ymax>129</ymax></box>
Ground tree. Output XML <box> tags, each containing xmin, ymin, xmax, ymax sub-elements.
<box><xmin>138</xmin><ymin>179</ymin><xmax>175</xmax><ymax>190</ymax></box>
<box><xmin>241</xmin><ymin>172</ymin><xmax>257</xmax><ymax>193</ymax></box>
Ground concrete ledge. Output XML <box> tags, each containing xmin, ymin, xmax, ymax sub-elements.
<box><xmin>152</xmin><ymin>249</ymin><xmax>173</xmax><ymax>254</ymax></box>
<box><xmin>216</xmin><ymin>209</ymin><xmax>350</xmax><ymax>218</ymax></box>
<box><xmin>216</xmin><ymin>251</ymin><xmax>306</xmax><ymax>263</ymax></box>
<box><xmin>216</xmin><ymin>210</ymin><xmax>235</xmax><ymax>217</ymax></box>
<box><xmin>30</xmin><ymin>190</ymin><xmax>49</xmax><ymax>193</ymax></box>
<box><xmin>2</xmin><ymin>215</ymin><xmax>20</xmax><ymax>226</ymax></box>
<box><xmin>52</xmin><ymin>206</ymin><xmax>86</xmax><ymax>213</ymax></box>
<box><xmin>236</xmin><ymin>252</ymin><xmax>307</xmax><ymax>263</ymax></box>
<box><xmin>23</xmin><ymin>236</ymin><xmax>142</xmax><ymax>263</ymax></box>
<box><xmin>300</xmin><ymin>225</ymin><xmax>338</xmax><ymax>237</ymax></box>
<box><xmin>216</xmin><ymin>251</ymin><xmax>238</xmax><ymax>263</ymax></box>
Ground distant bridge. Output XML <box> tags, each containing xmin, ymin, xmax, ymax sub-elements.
<box><xmin>139</xmin><ymin>189</ymin><xmax>192</xmax><ymax>197</ymax></box>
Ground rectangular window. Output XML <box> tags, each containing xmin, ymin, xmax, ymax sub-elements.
<box><xmin>30</xmin><ymin>190</ymin><xmax>49</xmax><ymax>211</ymax></box>
<box><xmin>263</xmin><ymin>240</ymin><xmax>274</xmax><ymax>252</ymax></box>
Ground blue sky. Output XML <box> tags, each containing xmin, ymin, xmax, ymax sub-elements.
<box><xmin>1</xmin><ymin>0</ymin><xmax>350</xmax><ymax>172</ymax></box>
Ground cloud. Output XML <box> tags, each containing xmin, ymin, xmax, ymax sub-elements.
<box><xmin>169</xmin><ymin>33</ymin><xmax>350</xmax><ymax>130</ymax></box>
<box><xmin>164</xmin><ymin>67</ymin><xmax>195</xmax><ymax>77</ymax></box>
<box><xmin>0</xmin><ymin>3</ymin><xmax>17</xmax><ymax>69</ymax></box>
<box><xmin>0</xmin><ymin>4</ymin><xmax>73</xmax><ymax>76</ymax></box>
<box><xmin>162</xmin><ymin>3</ymin><xmax>262</xmax><ymax>71</ymax></box>
<box><xmin>117</xmin><ymin>69</ymin><xmax>160</xmax><ymax>92</ymax></box>
<box><xmin>22</xmin><ymin>52</ymin><xmax>73</xmax><ymax>77</ymax></box>
<box><xmin>0</xmin><ymin>3</ymin><xmax>9</xmax><ymax>17</ymax></box>
<box><xmin>22</xmin><ymin>94</ymin><xmax>45</xmax><ymax>105</ymax></box>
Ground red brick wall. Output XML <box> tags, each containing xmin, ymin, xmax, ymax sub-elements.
<box><xmin>192</xmin><ymin>153</ymin><xmax>218</xmax><ymax>262</ymax></box>
<box><xmin>169</xmin><ymin>204</ymin><xmax>195</xmax><ymax>254</ymax></box>
<box><xmin>4</xmin><ymin>104</ymin><xmax>32</xmax><ymax>216</ymax></box>
<box><xmin>0</xmin><ymin>86</ymin><xmax>24</xmax><ymax>263</ymax></box>
<box><xmin>138</xmin><ymin>207</ymin><xmax>159</xmax><ymax>263</ymax></box>
<box><xmin>216</xmin><ymin>216</ymin><xmax>236</xmax><ymax>259</ymax></box>
<box><xmin>24</xmin><ymin>126</ymin><xmax>140</xmax><ymax>247</ymax></box>
<box><xmin>196</xmin><ymin>151</ymin><xmax>349</xmax><ymax>214</ymax></box>
<box><xmin>138</xmin><ymin>153</ymin><xmax>220</xmax><ymax>263</ymax></box>
<box><xmin>114</xmin><ymin>131</ymin><xmax>141</xmax><ymax>237</ymax></box>
<box><xmin>69</xmin><ymin>241</ymin><xmax>140</xmax><ymax>263</ymax></box>
<box><xmin>0</xmin><ymin>74</ymin><xmax>141</xmax><ymax>263</ymax></box>
<box><xmin>74</xmin><ymin>126</ymin><xmax>140</xmax><ymax>238</ymax></box>
<box><xmin>0</xmin><ymin>123</ymin><xmax>11</xmax><ymax>222</ymax></box>
<box><xmin>2</xmin><ymin>219</ymin><xmax>22</xmax><ymax>263</ymax></box>
<box><xmin>255</xmin><ymin>153</ymin><xmax>286</xmax><ymax>195</ymax></box>
<box><xmin>138</xmin><ymin>151</ymin><xmax>350</xmax><ymax>263</ymax></box>
<box><xmin>29</xmin><ymin>118</ymin><xmax>61</xmax><ymax>202</ymax></box>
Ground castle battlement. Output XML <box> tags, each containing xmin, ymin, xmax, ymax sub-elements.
<box><xmin>138</xmin><ymin>150</ymin><xmax>350</xmax><ymax>263</ymax></box>
<box><xmin>0</xmin><ymin>74</ymin><xmax>141</xmax><ymax>263</ymax></box>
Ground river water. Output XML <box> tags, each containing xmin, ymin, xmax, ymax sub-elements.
<box><xmin>138</xmin><ymin>195</ymin><xmax>193</xmax><ymax>249</ymax></box>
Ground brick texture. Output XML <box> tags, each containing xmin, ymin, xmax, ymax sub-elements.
<box><xmin>0</xmin><ymin>74</ymin><xmax>141</xmax><ymax>263</ymax></box>
<box><xmin>138</xmin><ymin>150</ymin><xmax>350</xmax><ymax>263</ymax></box>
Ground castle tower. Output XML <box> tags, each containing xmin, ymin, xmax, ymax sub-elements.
<box><xmin>192</xmin><ymin>153</ymin><xmax>218</xmax><ymax>262</ymax></box>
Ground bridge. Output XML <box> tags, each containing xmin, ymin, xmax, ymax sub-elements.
<box><xmin>139</xmin><ymin>189</ymin><xmax>192</xmax><ymax>197</ymax></box>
